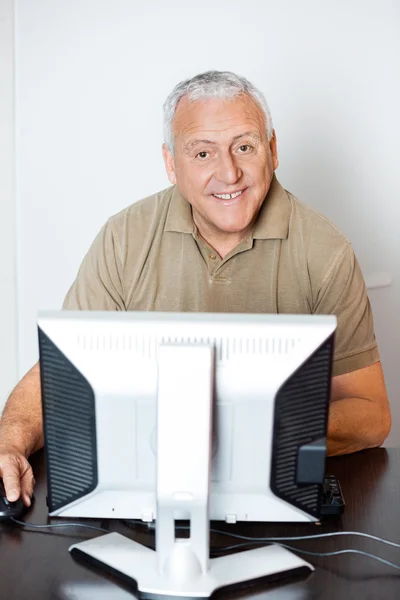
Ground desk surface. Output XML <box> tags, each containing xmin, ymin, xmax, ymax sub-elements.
<box><xmin>0</xmin><ymin>448</ymin><xmax>399</xmax><ymax>600</ymax></box>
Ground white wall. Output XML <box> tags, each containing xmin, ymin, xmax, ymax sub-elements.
<box><xmin>14</xmin><ymin>0</ymin><xmax>400</xmax><ymax>444</ymax></box>
<box><xmin>0</xmin><ymin>0</ymin><xmax>17</xmax><ymax>409</ymax></box>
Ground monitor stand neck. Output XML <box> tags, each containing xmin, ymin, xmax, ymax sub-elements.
<box><xmin>69</xmin><ymin>343</ymin><xmax>313</xmax><ymax>597</ymax></box>
<box><xmin>156</xmin><ymin>344</ymin><xmax>214</xmax><ymax>580</ymax></box>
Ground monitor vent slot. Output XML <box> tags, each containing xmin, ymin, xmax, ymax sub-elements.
<box><xmin>39</xmin><ymin>328</ymin><xmax>98</xmax><ymax>512</ymax></box>
<box><xmin>76</xmin><ymin>334</ymin><xmax>300</xmax><ymax>361</ymax></box>
<box><xmin>270</xmin><ymin>335</ymin><xmax>334</xmax><ymax>518</ymax></box>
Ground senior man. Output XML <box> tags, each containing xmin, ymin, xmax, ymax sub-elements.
<box><xmin>0</xmin><ymin>71</ymin><xmax>391</xmax><ymax>506</ymax></box>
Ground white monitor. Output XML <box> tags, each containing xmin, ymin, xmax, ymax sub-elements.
<box><xmin>38</xmin><ymin>310</ymin><xmax>336</xmax><ymax>596</ymax></box>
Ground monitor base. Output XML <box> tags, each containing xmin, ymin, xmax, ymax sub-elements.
<box><xmin>70</xmin><ymin>532</ymin><xmax>313</xmax><ymax>597</ymax></box>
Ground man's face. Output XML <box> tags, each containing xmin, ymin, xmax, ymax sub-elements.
<box><xmin>162</xmin><ymin>94</ymin><xmax>278</xmax><ymax>243</ymax></box>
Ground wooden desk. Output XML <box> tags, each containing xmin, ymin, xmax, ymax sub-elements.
<box><xmin>0</xmin><ymin>448</ymin><xmax>399</xmax><ymax>599</ymax></box>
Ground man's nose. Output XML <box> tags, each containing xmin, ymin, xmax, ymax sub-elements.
<box><xmin>215</xmin><ymin>153</ymin><xmax>242</xmax><ymax>185</ymax></box>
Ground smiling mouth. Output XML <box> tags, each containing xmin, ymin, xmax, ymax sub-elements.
<box><xmin>212</xmin><ymin>189</ymin><xmax>245</xmax><ymax>200</ymax></box>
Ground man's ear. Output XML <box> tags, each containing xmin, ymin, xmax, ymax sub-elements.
<box><xmin>162</xmin><ymin>144</ymin><xmax>177</xmax><ymax>185</ymax></box>
<box><xmin>269</xmin><ymin>130</ymin><xmax>279</xmax><ymax>170</ymax></box>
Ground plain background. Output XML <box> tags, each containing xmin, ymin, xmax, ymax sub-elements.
<box><xmin>1</xmin><ymin>0</ymin><xmax>399</xmax><ymax>445</ymax></box>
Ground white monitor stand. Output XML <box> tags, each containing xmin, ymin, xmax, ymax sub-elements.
<box><xmin>69</xmin><ymin>344</ymin><xmax>313</xmax><ymax>597</ymax></box>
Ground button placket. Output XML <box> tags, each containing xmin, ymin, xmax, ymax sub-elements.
<box><xmin>195</xmin><ymin>236</ymin><xmax>222</xmax><ymax>276</ymax></box>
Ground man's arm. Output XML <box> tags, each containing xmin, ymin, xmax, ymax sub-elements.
<box><xmin>327</xmin><ymin>361</ymin><xmax>391</xmax><ymax>456</ymax></box>
<box><xmin>0</xmin><ymin>362</ymin><xmax>43</xmax><ymax>504</ymax></box>
<box><xmin>0</xmin><ymin>220</ymin><xmax>124</xmax><ymax>505</ymax></box>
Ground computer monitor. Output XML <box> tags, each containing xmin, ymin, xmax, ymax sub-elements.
<box><xmin>38</xmin><ymin>310</ymin><xmax>336</xmax><ymax>597</ymax></box>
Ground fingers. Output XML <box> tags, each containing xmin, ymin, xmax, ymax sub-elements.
<box><xmin>0</xmin><ymin>455</ymin><xmax>23</xmax><ymax>502</ymax></box>
<box><xmin>0</xmin><ymin>453</ymin><xmax>35</xmax><ymax>506</ymax></box>
<box><xmin>20</xmin><ymin>464</ymin><xmax>35</xmax><ymax>507</ymax></box>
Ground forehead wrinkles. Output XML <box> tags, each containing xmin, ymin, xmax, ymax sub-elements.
<box><xmin>173</xmin><ymin>96</ymin><xmax>266</xmax><ymax>141</ymax></box>
<box><xmin>181</xmin><ymin>120</ymin><xmax>260</xmax><ymax>138</ymax></box>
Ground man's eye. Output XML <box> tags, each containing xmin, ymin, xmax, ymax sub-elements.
<box><xmin>238</xmin><ymin>144</ymin><xmax>252</xmax><ymax>153</ymax></box>
<box><xmin>196</xmin><ymin>151</ymin><xmax>209</xmax><ymax>159</ymax></box>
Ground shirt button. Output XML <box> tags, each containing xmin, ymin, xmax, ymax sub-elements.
<box><xmin>209</xmin><ymin>254</ymin><xmax>217</xmax><ymax>260</ymax></box>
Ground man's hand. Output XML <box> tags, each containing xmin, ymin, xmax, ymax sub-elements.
<box><xmin>0</xmin><ymin>445</ymin><xmax>35</xmax><ymax>506</ymax></box>
<box><xmin>327</xmin><ymin>361</ymin><xmax>391</xmax><ymax>456</ymax></box>
<box><xmin>0</xmin><ymin>361</ymin><xmax>43</xmax><ymax>506</ymax></box>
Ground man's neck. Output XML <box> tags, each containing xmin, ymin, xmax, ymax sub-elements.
<box><xmin>196</xmin><ymin>229</ymin><xmax>249</xmax><ymax>259</ymax></box>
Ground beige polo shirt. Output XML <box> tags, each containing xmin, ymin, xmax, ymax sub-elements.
<box><xmin>63</xmin><ymin>175</ymin><xmax>380</xmax><ymax>377</ymax></box>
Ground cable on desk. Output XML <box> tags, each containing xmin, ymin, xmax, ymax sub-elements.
<box><xmin>10</xmin><ymin>517</ymin><xmax>109</xmax><ymax>534</ymax></box>
<box><xmin>16</xmin><ymin>515</ymin><xmax>399</xmax><ymax>552</ymax></box>
<box><xmin>211</xmin><ymin>540</ymin><xmax>400</xmax><ymax>572</ymax></box>
<box><xmin>9</xmin><ymin>518</ymin><xmax>400</xmax><ymax>573</ymax></box>
<box><xmin>156</xmin><ymin>523</ymin><xmax>400</xmax><ymax>551</ymax></box>
<box><xmin>209</xmin><ymin>528</ymin><xmax>400</xmax><ymax>550</ymax></box>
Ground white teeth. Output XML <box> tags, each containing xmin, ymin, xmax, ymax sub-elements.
<box><xmin>214</xmin><ymin>190</ymin><xmax>243</xmax><ymax>200</ymax></box>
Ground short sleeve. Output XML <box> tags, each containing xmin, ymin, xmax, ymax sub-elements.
<box><xmin>313</xmin><ymin>243</ymin><xmax>380</xmax><ymax>376</ymax></box>
<box><xmin>62</xmin><ymin>220</ymin><xmax>125</xmax><ymax>311</ymax></box>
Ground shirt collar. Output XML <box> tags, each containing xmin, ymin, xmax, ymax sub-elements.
<box><xmin>164</xmin><ymin>174</ymin><xmax>291</xmax><ymax>240</ymax></box>
<box><xmin>252</xmin><ymin>174</ymin><xmax>291</xmax><ymax>240</ymax></box>
<box><xmin>164</xmin><ymin>185</ymin><xmax>195</xmax><ymax>234</ymax></box>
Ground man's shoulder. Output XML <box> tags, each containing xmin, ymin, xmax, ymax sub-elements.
<box><xmin>107</xmin><ymin>186</ymin><xmax>174</xmax><ymax>233</ymax></box>
<box><xmin>282</xmin><ymin>187</ymin><xmax>354</xmax><ymax>287</ymax></box>
<box><xmin>286</xmin><ymin>188</ymin><xmax>349</xmax><ymax>251</ymax></box>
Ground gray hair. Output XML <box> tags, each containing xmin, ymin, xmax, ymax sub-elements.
<box><xmin>163</xmin><ymin>70</ymin><xmax>273</xmax><ymax>153</ymax></box>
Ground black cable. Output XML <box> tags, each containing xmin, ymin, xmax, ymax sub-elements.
<box><xmin>167</xmin><ymin>524</ymin><xmax>400</xmax><ymax>551</ymax></box>
<box><xmin>9</xmin><ymin>518</ymin><xmax>400</xmax><ymax>573</ymax></box>
<box><xmin>13</xmin><ymin>517</ymin><xmax>400</xmax><ymax>552</ymax></box>
<box><xmin>10</xmin><ymin>517</ymin><xmax>109</xmax><ymax>533</ymax></box>
<box><xmin>208</xmin><ymin>528</ymin><xmax>400</xmax><ymax>549</ymax></box>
